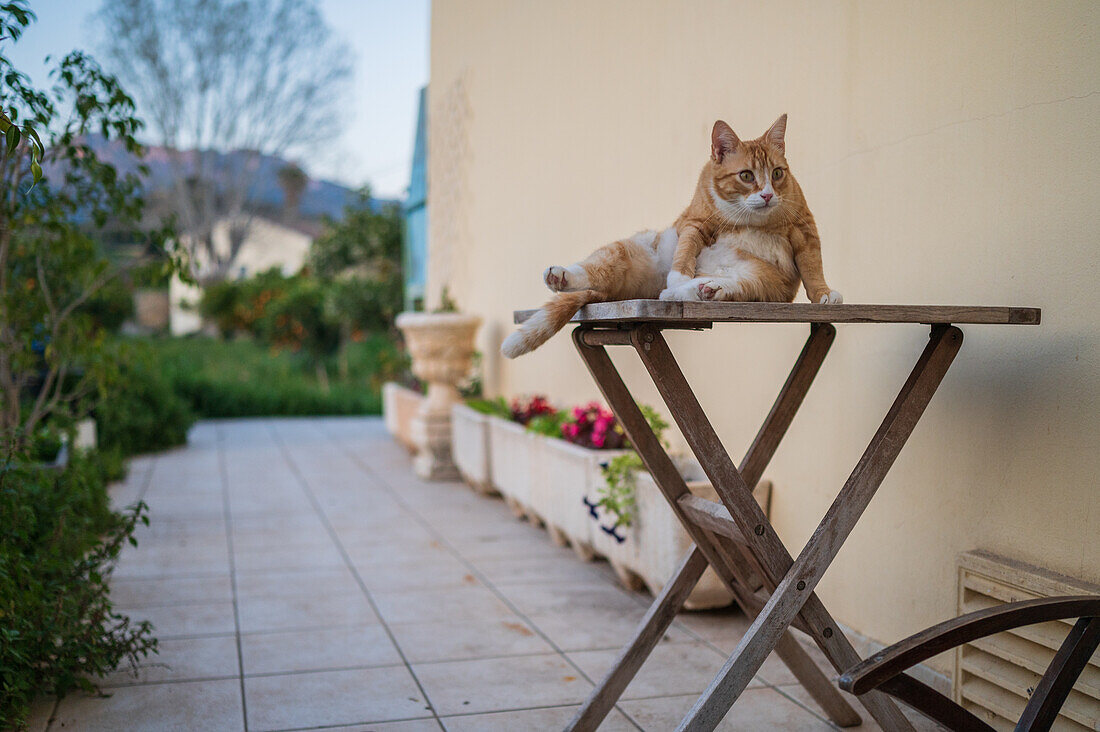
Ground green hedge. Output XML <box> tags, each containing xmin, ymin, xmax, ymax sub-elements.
<box><xmin>96</xmin><ymin>350</ymin><xmax>196</xmax><ymax>456</ymax></box>
<box><xmin>145</xmin><ymin>334</ymin><xmax>402</xmax><ymax>418</ymax></box>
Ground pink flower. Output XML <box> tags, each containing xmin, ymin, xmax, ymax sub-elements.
<box><xmin>591</xmin><ymin>433</ymin><xmax>605</xmax><ymax>448</ymax></box>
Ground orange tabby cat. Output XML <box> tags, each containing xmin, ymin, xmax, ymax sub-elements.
<box><xmin>501</xmin><ymin>115</ymin><xmax>841</xmax><ymax>358</ymax></box>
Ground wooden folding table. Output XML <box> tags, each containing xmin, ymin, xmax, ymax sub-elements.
<box><xmin>512</xmin><ymin>300</ymin><xmax>1041</xmax><ymax>732</ymax></box>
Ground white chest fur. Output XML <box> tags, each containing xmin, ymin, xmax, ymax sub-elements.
<box><xmin>696</xmin><ymin>229</ymin><xmax>797</xmax><ymax>279</ymax></box>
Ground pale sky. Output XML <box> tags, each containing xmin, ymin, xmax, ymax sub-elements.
<box><xmin>8</xmin><ymin>0</ymin><xmax>430</xmax><ymax>199</ymax></box>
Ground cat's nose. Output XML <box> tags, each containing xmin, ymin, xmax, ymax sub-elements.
<box><xmin>760</xmin><ymin>193</ymin><xmax>773</xmax><ymax>204</ymax></box>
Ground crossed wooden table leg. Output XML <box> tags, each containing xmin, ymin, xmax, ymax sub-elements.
<box><xmin>565</xmin><ymin>321</ymin><xmax>964</xmax><ymax>732</ymax></box>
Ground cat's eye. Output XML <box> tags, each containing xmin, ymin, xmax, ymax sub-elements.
<box><xmin>772</xmin><ymin>168</ymin><xmax>784</xmax><ymax>180</ymax></box>
<box><xmin>738</xmin><ymin>170</ymin><xmax>754</xmax><ymax>183</ymax></box>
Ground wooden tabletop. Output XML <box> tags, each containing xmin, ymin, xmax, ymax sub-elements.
<box><xmin>513</xmin><ymin>300</ymin><xmax>1041</xmax><ymax>326</ymax></box>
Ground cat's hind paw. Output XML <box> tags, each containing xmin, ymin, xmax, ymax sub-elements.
<box><xmin>544</xmin><ymin>266</ymin><xmax>568</xmax><ymax>292</ymax></box>
<box><xmin>817</xmin><ymin>290</ymin><xmax>843</xmax><ymax>304</ymax></box>
<box><xmin>697</xmin><ymin>281</ymin><xmax>723</xmax><ymax>301</ymax></box>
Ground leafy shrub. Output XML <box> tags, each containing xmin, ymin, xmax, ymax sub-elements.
<box><xmin>594</xmin><ymin>405</ymin><xmax>670</xmax><ymax>528</ymax></box>
<box><xmin>199</xmin><ymin>268</ymin><xmax>290</xmax><ymax>338</ymax></box>
<box><xmin>260</xmin><ymin>275</ymin><xmax>341</xmax><ymax>365</ymax></box>
<box><xmin>96</xmin><ymin>346</ymin><xmax>195</xmax><ymax>456</ymax></box>
<box><xmin>0</xmin><ymin>455</ymin><xmax>157</xmax><ymax>729</ymax></box>
<box><xmin>149</xmin><ymin>335</ymin><xmax>399</xmax><ymax>418</ymax></box>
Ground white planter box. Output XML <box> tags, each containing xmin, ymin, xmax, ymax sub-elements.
<box><xmin>487</xmin><ymin>416</ymin><xmax>543</xmax><ymax>520</ymax></box>
<box><xmin>533</xmin><ymin>437</ymin><xmax>630</xmax><ymax>561</ymax></box>
<box><xmin>591</xmin><ymin>460</ymin><xmax>772</xmax><ymax>610</ymax></box>
<box><xmin>451</xmin><ymin>403</ymin><xmax>495</xmax><ymax>494</ymax></box>
<box><xmin>382</xmin><ymin>382</ymin><xmax>423</xmax><ymax>452</ymax></box>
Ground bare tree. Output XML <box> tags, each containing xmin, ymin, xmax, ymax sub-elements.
<box><xmin>97</xmin><ymin>0</ymin><xmax>352</xmax><ymax>283</ymax></box>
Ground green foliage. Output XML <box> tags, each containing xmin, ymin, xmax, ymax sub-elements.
<box><xmin>0</xmin><ymin>0</ymin><xmax>180</xmax><ymax>449</ymax></box>
<box><xmin>526</xmin><ymin>411</ymin><xmax>568</xmax><ymax>438</ymax></box>
<box><xmin>465</xmin><ymin>396</ymin><xmax>511</xmax><ymax>419</ymax></box>
<box><xmin>310</xmin><ymin>191</ymin><xmax>404</xmax><ymax>337</ymax></box>
<box><xmin>433</xmin><ymin>285</ymin><xmax>459</xmax><ymax>314</ymax></box>
<box><xmin>596</xmin><ymin>405</ymin><xmax>670</xmax><ymax>528</ymax></box>
<box><xmin>96</xmin><ymin>345</ymin><xmax>194</xmax><ymax>456</ymax></box>
<box><xmin>146</xmin><ymin>335</ymin><xmax>402</xmax><ymax>418</ymax></box>
<box><xmin>597</xmin><ymin>452</ymin><xmax>643</xmax><ymax>528</ymax></box>
<box><xmin>199</xmin><ymin>268</ymin><xmax>289</xmax><ymax>338</ymax></box>
<box><xmin>262</xmin><ymin>276</ymin><xmax>341</xmax><ymax>363</ymax></box>
<box><xmin>83</xmin><ymin>276</ymin><xmax>135</xmax><ymax>333</ymax></box>
<box><xmin>0</xmin><ymin>454</ymin><xmax>157</xmax><ymax>729</ymax></box>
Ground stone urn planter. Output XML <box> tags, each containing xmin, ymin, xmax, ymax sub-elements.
<box><xmin>395</xmin><ymin>311</ymin><xmax>481</xmax><ymax>480</ymax></box>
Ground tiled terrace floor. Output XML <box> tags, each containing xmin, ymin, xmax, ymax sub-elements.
<box><xmin>28</xmin><ymin>417</ymin><xmax>939</xmax><ymax>731</ymax></box>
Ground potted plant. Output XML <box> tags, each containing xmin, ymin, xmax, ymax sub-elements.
<box><xmin>394</xmin><ymin>290</ymin><xmax>481</xmax><ymax>479</ymax></box>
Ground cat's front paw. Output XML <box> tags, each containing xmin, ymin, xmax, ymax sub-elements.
<box><xmin>815</xmin><ymin>290</ymin><xmax>843</xmax><ymax>304</ymax></box>
<box><xmin>544</xmin><ymin>266</ymin><xmax>568</xmax><ymax>291</ymax></box>
<box><xmin>665</xmin><ymin>270</ymin><xmax>692</xmax><ymax>290</ymax></box>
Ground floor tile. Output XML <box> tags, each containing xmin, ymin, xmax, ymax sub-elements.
<box><xmin>110</xmin><ymin>575</ymin><xmax>234</xmax><ymax>608</ymax></box>
<box><xmin>102</xmin><ymin>635</ymin><xmax>239</xmax><ymax>685</ymax></box>
<box><xmin>52</xmin><ymin>678</ymin><xmax>244</xmax><ymax>731</ymax></box>
<box><xmin>441</xmin><ymin>704</ymin><xmax>635</xmax><ymax>731</ymax></box>
<box><xmin>413</xmin><ymin>653</ymin><xmax>593</xmax><ymax>716</ymax></box>
<box><xmin>568</xmin><ymin>641</ymin><xmax>763</xmax><ymax>701</ymax></box>
<box><xmin>388</xmin><ymin>615</ymin><xmax>555</xmax><ymax>663</ymax></box>
<box><xmin>244</xmin><ymin>667</ymin><xmax>430</xmax><ymax>731</ymax></box>
<box><xmin>618</xmin><ymin>688</ymin><xmax>833</xmax><ymax>730</ymax></box>
<box><xmin>117</xmin><ymin>601</ymin><xmax>237</xmax><ymax>639</ymax></box>
<box><xmin>234</xmin><ymin>566</ymin><xmax>360</xmax><ymax>599</ymax></box>
<box><xmin>237</xmin><ymin>592</ymin><xmax>378</xmax><ymax>633</ymax></box>
<box><xmin>500</xmin><ymin>581</ymin><xmax>644</xmax><ymax>617</ymax></box>
<box><xmin>241</xmin><ymin>625</ymin><xmax>401</xmax><ymax>675</ymax></box>
<box><xmin>371</xmin><ymin>585</ymin><xmax>516</xmax><ymax>624</ymax></box>
<box><xmin>526</xmin><ymin>605</ymin><xmax>693</xmax><ymax>652</ymax></box>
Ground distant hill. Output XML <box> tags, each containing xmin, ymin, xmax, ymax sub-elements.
<box><xmin>75</xmin><ymin>135</ymin><xmax>397</xmax><ymax>222</ymax></box>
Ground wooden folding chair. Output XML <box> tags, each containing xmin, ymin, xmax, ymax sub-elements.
<box><xmin>839</xmin><ymin>596</ymin><xmax>1100</xmax><ymax>731</ymax></box>
<box><xmin>510</xmin><ymin>300</ymin><xmax>1041</xmax><ymax>731</ymax></box>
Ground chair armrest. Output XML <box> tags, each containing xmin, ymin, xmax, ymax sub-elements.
<box><xmin>838</xmin><ymin>595</ymin><xmax>1100</xmax><ymax>695</ymax></box>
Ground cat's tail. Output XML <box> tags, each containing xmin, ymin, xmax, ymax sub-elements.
<box><xmin>500</xmin><ymin>289</ymin><xmax>606</xmax><ymax>358</ymax></box>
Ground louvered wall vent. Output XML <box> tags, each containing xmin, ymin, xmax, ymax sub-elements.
<box><xmin>955</xmin><ymin>551</ymin><xmax>1100</xmax><ymax>731</ymax></box>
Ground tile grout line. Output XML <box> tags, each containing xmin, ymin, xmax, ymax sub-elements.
<box><xmin>266</xmin><ymin>420</ymin><xmax>444</xmax><ymax>730</ymax></box>
<box><xmin>216</xmin><ymin>423</ymin><xmax>251</xmax><ymax>731</ymax></box>
<box><xmin>321</xmin><ymin>422</ymin><xmax>647</xmax><ymax>732</ymax></box>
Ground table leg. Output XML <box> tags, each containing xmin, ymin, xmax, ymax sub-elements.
<box><xmin>568</xmin><ymin>546</ymin><xmax>709</xmax><ymax>732</ymax></box>
<box><xmin>572</xmin><ymin>328</ymin><xmax>860</xmax><ymax>728</ymax></box>
<box><xmin>635</xmin><ymin>326</ymin><xmax>962</xmax><ymax>731</ymax></box>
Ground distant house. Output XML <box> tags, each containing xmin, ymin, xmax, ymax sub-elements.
<box><xmin>403</xmin><ymin>86</ymin><xmax>428</xmax><ymax>311</ymax></box>
<box><xmin>169</xmin><ymin>214</ymin><xmax>323</xmax><ymax>335</ymax></box>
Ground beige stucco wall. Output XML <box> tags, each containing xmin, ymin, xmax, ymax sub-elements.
<box><xmin>428</xmin><ymin>0</ymin><xmax>1100</xmax><ymax>676</ymax></box>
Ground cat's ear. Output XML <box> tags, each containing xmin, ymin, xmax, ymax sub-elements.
<box><xmin>763</xmin><ymin>114</ymin><xmax>787</xmax><ymax>153</ymax></box>
<box><xmin>711</xmin><ymin>120</ymin><xmax>740</xmax><ymax>163</ymax></box>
